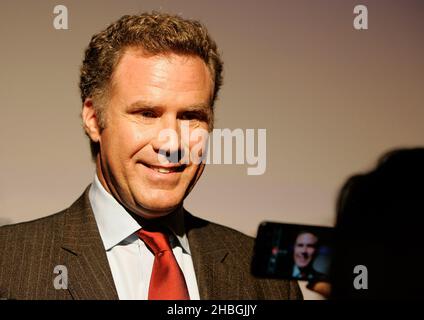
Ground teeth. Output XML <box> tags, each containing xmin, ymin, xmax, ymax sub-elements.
<box><xmin>144</xmin><ymin>164</ymin><xmax>185</xmax><ymax>173</ymax></box>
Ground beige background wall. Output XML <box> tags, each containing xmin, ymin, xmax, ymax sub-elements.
<box><xmin>1</xmin><ymin>0</ymin><xmax>423</xmax><ymax>237</ymax></box>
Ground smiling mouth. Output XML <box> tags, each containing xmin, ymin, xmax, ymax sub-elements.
<box><xmin>142</xmin><ymin>163</ymin><xmax>187</xmax><ymax>174</ymax></box>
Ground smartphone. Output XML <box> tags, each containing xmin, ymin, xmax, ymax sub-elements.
<box><xmin>251</xmin><ymin>221</ymin><xmax>334</xmax><ymax>282</ymax></box>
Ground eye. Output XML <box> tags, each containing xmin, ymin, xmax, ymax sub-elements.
<box><xmin>140</xmin><ymin>110</ymin><xmax>158</xmax><ymax>118</ymax></box>
<box><xmin>180</xmin><ymin>111</ymin><xmax>208</xmax><ymax>122</ymax></box>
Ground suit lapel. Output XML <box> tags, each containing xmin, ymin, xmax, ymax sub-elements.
<box><xmin>60</xmin><ymin>188</ymin><xmax>119</xmax><ymax>300</ymax></box>
<box><xmin>185</xmin><ymin>212</ymin><xmax>238</xmax><ymax>300</ymax></box>
<box><xmin>57</xmin><ymin>191</ymin><xmax>241</xmax><ymax>300</ymax></box>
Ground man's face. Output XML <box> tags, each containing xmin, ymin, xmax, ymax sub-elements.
<box><xmin>87</xmin><ymin>49</ymin><xmax>213</xmax><ymax>219</ymax></box>
<box><xmin>293</xmin><ymin>232</ymin><xmax>318</xmax><ymax>269</ymax></box>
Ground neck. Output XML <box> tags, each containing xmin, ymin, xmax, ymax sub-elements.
<box><xmin>94</xmin><ymin>154</ymin><xmax>185</xmax><ymax>227</ymax></box>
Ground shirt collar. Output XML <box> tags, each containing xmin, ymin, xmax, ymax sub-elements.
<box><xmin>292</xmin><ymin>265</ymin><xmax>301</xmax><ymax>277</ymax></box>
<box><xmin>88</xmin><ymin>174</ymin><xmax>191</xmax><ymax>254</ymax></box>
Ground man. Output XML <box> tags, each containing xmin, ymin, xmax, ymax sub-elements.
<box><xmin>292</xmin><ymin>232</ymin><xmax>326</xmax><ymax>281</ymax></box>
<box><xmin>0</xmin><ymin>12</ymin><xmax>301</xmax><ymax>300</ymax></box>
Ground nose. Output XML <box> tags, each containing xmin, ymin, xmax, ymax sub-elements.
<box><xmin>161</xmin><ymin>148</ymin><xmax>185</xmax><ymax>164</ymax></box>
<box><xmin>151</xmin><ymin>115</ymin><xmax>185</xmax><ymax>164</ymax></box>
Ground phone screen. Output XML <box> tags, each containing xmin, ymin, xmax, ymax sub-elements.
<box><xmin>251</xmin><ymin>222</ymin><xmax>334</xmax><ymax>282</ymax></box>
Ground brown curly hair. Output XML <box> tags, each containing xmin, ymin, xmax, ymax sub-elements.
<box><xmin>79</xmin><ymin>12</ymin><xmax>223</xmax><ymax>158</ymax></box>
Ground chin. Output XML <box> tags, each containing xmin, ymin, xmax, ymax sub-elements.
<box><xmin>144</xmin><ymin>189</ymin><xmax>184</xmax><ymax>205</ymax></box>
<box><xmin>135</xmin><ymin>197</ymin><xmax>182</xmax><ymax>216</ymax></box>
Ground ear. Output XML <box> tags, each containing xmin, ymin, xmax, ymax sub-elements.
<box><xmin>82</xmin><ymin>98</ymin><xmax>101</xmax><ymax>142</ymax></box>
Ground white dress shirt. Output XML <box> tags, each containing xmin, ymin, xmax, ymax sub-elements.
<box><xmin>292</xmin><ymin>265</ymin><xmax>302</xmax><ymax>278</ymax></box>
<box><xmin>88</xmin><ymin>174</ymin><xmax>200</xmax><ymax>300</ymax></box>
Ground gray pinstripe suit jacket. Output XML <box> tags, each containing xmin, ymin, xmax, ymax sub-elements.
<box><xmin>0</xmin><ymin>188</ymin><xmax>302</xmax><ymax>300</ymax></box>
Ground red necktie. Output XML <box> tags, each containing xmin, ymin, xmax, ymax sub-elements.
<box><xmin>137</xmin><ymin>228</ymin><xmax>190</xmax><ymax>300</ymax></box>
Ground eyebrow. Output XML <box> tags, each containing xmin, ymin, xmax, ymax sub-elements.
<box><xmin>126</xmin><ymin>99</ymin><xmax>211</xmax><ymax>112</ymax></box>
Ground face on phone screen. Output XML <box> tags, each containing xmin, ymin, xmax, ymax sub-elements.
<box><xmin>251</xmin><ymin>222</ymin><xmax>333</xmax><ymax>282</ymax></box>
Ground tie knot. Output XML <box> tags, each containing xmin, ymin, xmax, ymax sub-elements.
<box><xmin>137</xmin><ymin>227</ymin><xmax>172</xmax><ymax>255</ymax></box>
